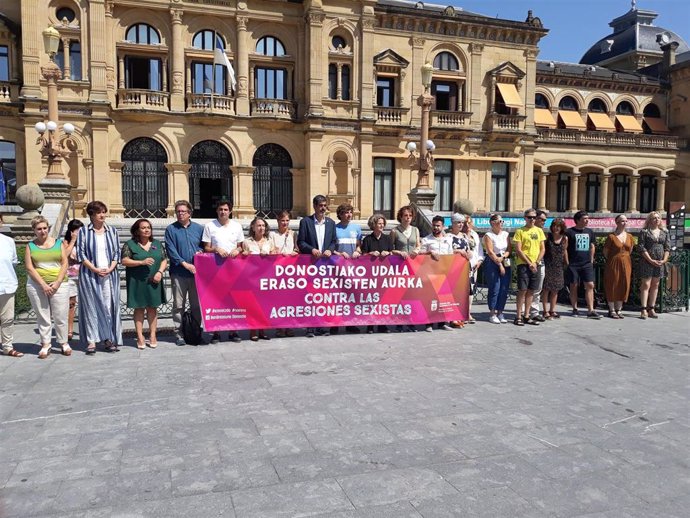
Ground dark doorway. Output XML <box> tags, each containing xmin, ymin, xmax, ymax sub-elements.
<box><xmin>252</xmin><ymin>144</ymin><xmax>293</xmax><ymax>218</ymax></box>
<box><xmin>188</xmin><ymin>140</ymin><xmax>233</xmax><ymax>218</ymax></box>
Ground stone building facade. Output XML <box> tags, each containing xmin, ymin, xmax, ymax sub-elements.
<box><xmin>0</xmin><ymin>0</ymin><xmax>687</xmax><ymax>220</ymax></box>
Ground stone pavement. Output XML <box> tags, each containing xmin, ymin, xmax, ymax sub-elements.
<box><xmin>1</xmin><ymin>307</ymin><xmax>688</xmax><ymax>518</ymax></box>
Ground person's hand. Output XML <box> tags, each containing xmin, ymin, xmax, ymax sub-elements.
<box><xmin>381</xmin><ymin>251</ymin><xmax>390</xmax><ymax>257</ymax></box>
<box><xmin>370</xmin><ymin>251</ymin><xmax>380</xmax><ymax>257</ymax></box>
<box><xmin>42</xmin><ymin>283</ymin><xmax>55</xmax><ymax>297</ymax></box>
<box><xmin>323</xmin><ymin>250</ymin><xmax>332</xmax><ymax>258</ymax></box>
<box><xmin>311</xmin><ymin>249</ymin><xmax>322</xmax><ymax>258</ymax></box>
<box><xmin>151</xmin><ymin>271</ymin><xmax>163</xmax><ymax>284</ymax></box>
<box><xmin>431</xmin><ymin>252</ymin><xmax>439</xmax><ymax>261</ymax></box>
<box><xmin>529</xmin><ymin>262</ymin><xmax>537</xmax><ymax>272</ymax></box>
<box><xmin>183</xmin><ymin>263</ymin><xmax>197</xmax><ymax>275</ymax></box>
<box><xmin>229</xmin><ymin>249</ymin><xmax>241</xmax><ymax>258</ymax></box>
<box><xmin>499</xmin><ymin>265</ymin><xmax>506</xmax><ymax>277</ymax></box>
<box><xmin>97</xmin><ymin>267</ymin><xmax>110</xmax><ymax>277</ymax></box>
<box><xmin>409</xmin><ymin>250</ymin><xmax>418</xmax><ymax>258</ymax></box>
<box><xmin>399</xmin><ymin>251</ymin><xmax>409</xmax><ymax>259</ymax></box>
<box><xmin>242</xmin><ymin>249</ymin><xmax>250</xmax><ymax>256</ymax></box>
<box><xmin>352</xmin><ymin>251</ymin><xmax>360</xmax><ymax>259</ymax></box>
<box><xmin>340</xmin><ymin>252</ymin><xmax>350</xmax><ymax>259</ymax></box>
<box><xmin>141</xmin><ymin>257</ymin><xmax>155</xmax><ymax>266</ymax></box>
<box><xmin>291</xmin><ymin>251</ymin><xmax>299</xmax><ymax>257</ymax></box>
<box><xmin>216</xmin><ymin>247</ymin><xmax>229</xmax><ymax>258</ymax></box>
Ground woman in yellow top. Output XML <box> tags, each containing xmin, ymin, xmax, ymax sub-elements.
<box><xmin>25</xmin><ymin>215</ymin><xmax>70</xmax><ymax>358</ymax></box>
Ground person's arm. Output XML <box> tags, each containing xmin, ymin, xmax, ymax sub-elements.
<box><xmin>121</xmin><ymin>242</ymin><xmax>146</xmax><ymax>268</ymax></box>
<box><xmin>562</xmin><ymin>236</ymin><xmax>569</xmax><ymax>266</ymax></box>
<box><xmin>297</xmin><ymin>219</ymin><xmax>316</xmax><ymax>255</ymax></box>
<box><xmin>661</xmin><ymin>230</ymin><xmax>670</xmax><ymax>265</ymax></box>
<box><xmin>164</xmin><ymin>226</ymin><xmax>184</xmax><ymax>267</ymax></box>
<box><xmin>151</xmin><ymin>243</ymin><xmax>167</xmax><ymax>284</ymax></box>
<box><xmin>483</xmin><ymin>235</ymin><xmax>500</xmax><ymax>264</ymax></box>
<box><xmin>589</xmin><ymin>231</ymin><xmax>596</xmax><ymax>264</ymax></box>
<box><xmin>513</xmin><ymin>231</ymin><xmax>531</xmax><ymax>266</ymax></box>
<box><xmin>537</xmin><ymin>239</ymin><xmax>546</xmax><ymax>265</ymax></box>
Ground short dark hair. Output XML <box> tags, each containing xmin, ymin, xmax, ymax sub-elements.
<box><xmin>276</xmin><ymin>210</ymin><xmax>292</xmax><ymax>220</ymax></box>
<box><xmin>313</xmin><ymin>195</ymin><xmax>327</xmax><ymax>207</ymax></box>
<box><xmin>396</xmin><ymin>205</ymin><xmax>416</xmax><ymax>222</ymax></box>
<box><xmin>432</xmin><ymin>215</ymin><xmax>445</xmax><ymax>224</ymax></box>
<box><xmin>524</xmin><ymin>208</ymin><xmax>536</xmax><ymax>216</ymax></box>
<box><xmin>86</xmin><ymin>200</ymin><xmax>107</xmax><ymax>216</ymax></box>
<box><xmin>216</xmin><ymin>200</ymin><xmax>232</xmax><ymax>211</ymax></box>
<box><xmin>336</xmin><ymin>203</ymin><xmax>353</xmax><ymax>218</ymax></box>
<box><xmin>574</xmin><ymin>210</ymin><xmax>588</xmax><ymax>222</ymax></box>
<box><xmin>535</xmin><ymin>209</ymin><xmax>547</xmax><ymax>218</ymax></box>
<box><xmin>64</xmin><ymin>219</ymin><xmax>84</xmax><ymax>242</ymax></box>
<box><xmin>130</xmin><ymin>218</ymin><xmax>153</xmax><ymax>241</ymax></box>
<box><xmin>614</xmin><ymin>213</ymin><xmax>626</xmax><ymax>223</ymax></box>
<box><xmin>550</xmin><ymin>218</ymin><xmax>567</xmax><ymax>234</ymax></box>
<box><xmin>174</xmin><ymin>200</ymin><xmax>192</xmax><ymax>212</ymax></box>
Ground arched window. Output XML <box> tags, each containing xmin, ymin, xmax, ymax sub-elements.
<box><xmin>643</xmin><ymin>103</ymin><xmax>661</xmax><ymax>118</ymax></box>
<box><xmin>639</xmin><ymin>175</ymin><xmax>657</xmax><ymax>213</ymax></box>
<box><xmin>252</xmin><ymin>144</ymin><xmax>293</xmax><ymax>218</ymax></box>
<box><xmin>125</xmin><ymin>24</ymin><xmax>160</xmax><ymax>45</ymax></box>
<box><xmin>558</xmin><ymin>96</ymin><xmax>579</xmax><ymax>111</ymax></box>
<box><xmin>588</xmin><ymin>98</ymin><xmax>607</xmax><ymax>113</ymax></box>
<box><xmin>613</xmin><ymin>174</ymin><xmax>630</xmax><ymax>213</ymax></box>
<box><xmin>56</xmin><ymin>7</ymin><xmax>76</xmax><ymax>23</ymax></box>
<box><xmin>433</xmin><ymin>52</ymin><xmax>459</xmax><ymax>71</ymax></box>
<box><xmin>535</xmin><ymin>93</ymin><xmax>549</xmax><ymax>109</ymax></box>
<box><xmin>121</xmin><ymin>138</ymin><xmax>168</xmax><ymax>218</ymax></box>
<box><xmin>188</xmin><ymin>141</ymin><xmax>233</xmax><ymax>218</ymax></box>
<box><xmin>256</xmin><ymin>36</ymin><xmax>285</xmax><ymax>57</ymax></box>
<box><xmin>192</xmin><ymin>30</ymin><xmax>218</xmax><ymax>50</ymax></box>
<box><xmin>615</xmin><ymin>101</ymin><xmax>634</xmax><ymax>115</ymax></box>
<box><xmin>331</xmin><ymin>35</ymin><xmax>347</xmax><ymax>50</ymax></box>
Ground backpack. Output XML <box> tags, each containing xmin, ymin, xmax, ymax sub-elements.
<box><xmin>181</xmin><ymin>310</ymin><xmax>203</xmax><ymax>345</ymax></box>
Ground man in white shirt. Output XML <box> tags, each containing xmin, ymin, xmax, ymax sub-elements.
<box><xmin>202</xmin><ymin>200</ymin><xmax>244</xmax><ymax>343</ymax></box>
<box><xmin>0</xmin><ymin>214</ymin><xmax>23</xmax><ymax>357</ymax></box>
<box><xmin>420</xmin><ymin>215</ymin><xmax>455</xmax><ymax>332</ymax></box>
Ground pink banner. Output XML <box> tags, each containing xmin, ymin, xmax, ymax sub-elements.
<box><xmin>194</xmin><ymin>254</ymin><xmax>470</xmax><ymax>331</ymax></box>
<box><xmin>562</xmin><ymin>218</ymin><xmax>645</xmax><ymax>229</ymax></box>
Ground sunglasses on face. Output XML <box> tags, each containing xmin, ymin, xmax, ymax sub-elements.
<box><xmin>526</xmin><ymin>216</ymin><xmax>536</xmax><ymax>219</ymax></box>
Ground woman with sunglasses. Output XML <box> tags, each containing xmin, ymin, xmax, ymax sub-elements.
<box><xmin>482</xmin><ymin>214</ymin><xmax>511</xmax><ymax>324</ymax></box>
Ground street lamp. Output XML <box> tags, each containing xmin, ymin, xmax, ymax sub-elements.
<box><xmin>35</xmin><ymin>26</ymin><xmax>74</xmax><ymax>182</ymax></box>
<box><xmin>408</xmin><ymin>62</ymin><xmax>436</xmax><ymax>191</ymax></box>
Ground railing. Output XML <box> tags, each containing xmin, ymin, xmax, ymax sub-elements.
<box><xmin>375</xmin><ymin>106</ymin><xmax>409</xmax><ymax>125</ymax></box>
<box><xmin>490</xmin><ymin>113</ymin><xmax>526</xmax><ymax>131</ymax></box>
<box><xmin>117</xmin><ymin>89</ymin><xmax>170</xmax><ymax>110</ymax></box>
<box><xmin>431</xmin><ymin>110</ymin><xmax>472</xmax><ymax>128</ymax></box>
<box><xmin>250</xmin><ymin>99</ymin><xmax>297</xmax><ymax>119</ymax></box>
<box><xmin>186</xmin><ymin>93</ymin><xmax>235</xmax><ymax>114</ymax></box>
<box><xmin>0</xmin><ymin>81</ymin><xmax>18</xmax><ymax>103</ymax></box>
<box><xmin>537</xmin><ymin>128</ymin><xmax>684</xmax><ymax>150</ymax></box>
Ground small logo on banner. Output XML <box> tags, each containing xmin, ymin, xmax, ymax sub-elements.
<box><xmin>430</xmin><ymin>300</ymin><xmax>438</xmax><ymax>311</ymax></box>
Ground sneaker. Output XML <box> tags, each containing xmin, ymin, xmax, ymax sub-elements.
<box><xmin>440</xmin><ymin>323</ymin><xmax>453</xmax><ymax>331</ymax></box>
<box><xmin>425</xmin><ymin>325</ymin><xmax>433</xmax><ymax>332</ymax></box>
<box><xmin>489</xmin><ymin>315</ymin><xmax>501</xmax><ymax>324</ymax></box>
<box><xmin>175</xmin><ymin>337</ymin><xmax>186</xmax><ymax>346</ymax></box>
<box><xmin>498</xmin><ymin>313</ymin><xmax>508</xmax><ymax>323</ymax></box>
<box><xmin>305</xmin><ymin>329</ymin><xmax>315</xmax><ymax>338</ymax></box>
<box><xmin>513</xmin><ymin>317</ymin><xmax>525</xmax><ymax>326</ymax></box>
<box><xmin>587</xmin><ymin>311</ymin><xmax>602</xmax><ymax>320</ymax></box>
<box><xmin>229</xmin><ymin>332</ymin><xmax>242</xmax><ymax>343</ymax></box>
<box><xmin>210</xmin><ymin>333</ymin><xmax>220</xmax><ymax>344</ymax></box>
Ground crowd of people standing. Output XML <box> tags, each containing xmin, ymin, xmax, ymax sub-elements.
<box><xmin>0</xmin><ymin>199</ymin><xmax>672</xmax><ymax>358</ymax></box>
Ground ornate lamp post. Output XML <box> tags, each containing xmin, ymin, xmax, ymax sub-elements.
<box><xmin>407</xmin><ymin>62</ymin><xmax>437</xmax><ymax>211</ymax></box>
<box><xmin>35</xmin><ymin>26</ymin><xmax>75</xmax><ymax>188</ymax></box>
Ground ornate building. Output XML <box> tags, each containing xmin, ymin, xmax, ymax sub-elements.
<box><xmin>0</xmin><ymin>0</ymin><xmax>687</xmax><ymax>220</ymax></box>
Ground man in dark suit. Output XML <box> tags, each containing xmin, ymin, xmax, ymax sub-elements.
<box><xmin>298</xmin><ymin>195</ymin><xmax>337</xmax><ymax>337</ymax></box>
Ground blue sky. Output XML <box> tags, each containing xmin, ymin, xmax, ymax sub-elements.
<box><xmin>445</xmin><ymin>0</ymin><xmax>690</xmax><ymax>63</ymax></box>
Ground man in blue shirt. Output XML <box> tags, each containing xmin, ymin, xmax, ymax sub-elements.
<box><xmin>334</xmin><ymin>203</ymin><xmax>361</xmax><ymax>334</ymax></box>
<box><xmin>165</xmin><ymin>200</ymin><xmax>205</xmax><ymax>345</ymax></box>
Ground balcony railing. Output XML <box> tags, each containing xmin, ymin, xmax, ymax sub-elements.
<box><xmin>117</xmin><ymin>89</ymin><xmax>169</xmax><ymax>110</ymax></box>
<box><xmin>536</xmin><ymin>129</ymin><xmax>684</xmax><ymax>150</ymax></box>
<box><xmin>186</xmin><ymin>93</ymin><xmax>235</xmax><ymax>114</ymax></box>
<box><xmin>431</xmin><ymin>110</ymin><xmax>472</xmax><ymax>128</ymax></box>
<box><xmin>489</xmin><ymin>113</ymin><xmax>526</xmax><ymax>131</ymax></box>
<box><xmin>0</xmin><ymin>81</ymin><xmax>19</xmax><ymax>103</ymax></box>
<box><xmin>375</xmin><ymin>106</ymin><xmax>409</xmax><ymax>125</ymax></box>
<box><xmin>250</xmin><ymin>99</ymin><xmax>297</xmax><ymax>119</ymax></box>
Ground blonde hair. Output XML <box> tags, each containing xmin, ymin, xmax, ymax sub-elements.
<box><xmin>643</xmin><ymin>211</ymin><xmax>666</xmax><ymax>231</ymax></box>
<box><xmin>31</xmin><ymin>215</ymin><xmax>49</xmax><ymax>230</ymax></box>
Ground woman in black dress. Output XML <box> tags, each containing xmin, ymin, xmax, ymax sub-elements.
<box><xmin>637</xmin><ymin>212</ymin><xmax>670</xmax><ymax>319</ymax></box>
<box><xmin>541</xmin><ymin>218</ymin><xmax>568</xmax><ymax>319</ymax></box>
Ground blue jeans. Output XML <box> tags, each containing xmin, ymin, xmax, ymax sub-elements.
<box><xmin>484</xmin><ymin>260</ymin><xmax>510</xmax><ymax>312</ymax></box>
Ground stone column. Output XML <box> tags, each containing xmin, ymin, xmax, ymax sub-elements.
<box><xmin>305</xmin><ymin>8</ymin><xmax>325</xmax><ymax>117</ymax></box>
<box><xmin>61</xmin><ymin>38</ymin><xmax>71</xmax><ymax>80</ymax></box>
<box><xmin>523</xmin><ymin>48</ymin><xmax>538</xmax><ymax>128</ymax></box>
<box><xmin>230</xmin><ymin>166</ymin><xmax>255</xmax><ymax>218</ymax></box>
<box><xmin>568</xmin><ymin>169</ymin><xmax>580</xmax><ymax>212</ymax></box>
<box><xmin>628</xmin><ymin>172</ymin><xmax>639</xmax><ymax>212</ymax></box>
<box><xmin>236</xmin><ymin>16</ymin><xmax>249</xmax><ymax>115</ymax></box>
<box><xmin>290</xmin><ymin>168</ymin><xmax>307</xmax><ymax>216</ymax></box>
<box><xmin>469</xmin><ymin>43</ymin><xmax>484</xmax><ymax>127</ymax></box>
<box><xmin>336</xmin><ymin>63</ymin><xmax>343</xmax><ymax>100</ymax></box>
<box><xmin>19</xmin><ymin>0</ymin><xmax>42</xmax><ymax>98</ymax></box>
<box><xmin>118</xmin><ymin>57</ymin><xmax>125</xmax><ymax>89</ymax></box>
<box><xmin>87</xmin><ymin>0</ymin><xmax>108</xmax><ymax>102</ymax></box>
<box><xmin>169</xmin><ymin>9</ymin><xmax>185</xmax><ymax>112</ymax></box>
<box><xmin>79</xmin><ymin>157</ymin><xmax>93</xmax><ymax>213</ymax></box>
<box><xmin>358</xmin><ymin>133</ymin><xmax>374</xmax><ymax>216</ymax></box>
<box><xmin>359</xmin><ymin>6</ymin><xmax>376</xmax><ymax>120</ymax></box>
<box><xmin>162</xmin><ymin>57</ymin><xmax>168</xmax><ymax>91</ymax></box>
<box><xmin>656</xmin><ymin>173</ymin><xmax>667</xmax><ymax>212</ymax></box>
<box><xmin>104</xmin><ymin>0</ymin><xmax>116</xmax><ymax>99</ymax></box>
<box><xmin>164</xmin><ymin>163</ymin><xmax>191</xmax><ymax>216</ymax></box>
<box><xmin>599</xmin><ymin>170</ymin><xmax>611</xmax><ymax>213</ymax></box>
<box><xmin>108</xmin><ymin>161</ymin><xmax>125</xmax><ymax>216</ymax></box>
<box><xmin>538</xmin><ymin>166</ymin><xmax>549</xmax><ymax>210</ymax></box>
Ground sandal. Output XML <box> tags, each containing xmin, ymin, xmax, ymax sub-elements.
<box><xmin>61</xmin><ymin>344</ymin><xmax>72</xmax><ymax>356</ymax></box>
<box><xmin>38</xmin><ymin>346</ymin><xmax>51</xmax><ymax>359</ymax></box>
<box><xmin>647</xmin><ymin>306</ymin><xmax>658</xmax><ymax>319</ymax></box>
<box><xmin>258</xmin><ymin>333</ymin><xmax>271</xmax><ymax>341</ymax></box>
<box><xmin>147</xmin><ymin>342</ymin><xmax>158</xmax><ymax>349</ymax></box>
<box><xmin>4</xmin><ymin>349</ymin><xmax>24</xmax><ymax>357</ymax></box>
<box><xmin>136</xmin><ymin>341</ymin><xmax>146</xmax><ymax>350</ymax></box>
<box><xmin>543</xmin><ymin>311</ymin><xmax>552</xmax><ymax>320</ymax></box>
<box><xmin>550</xmin><ymin>311</ymin><xmax>561</xmax><ymax>319</ymax></box>
<box><xmin>616</xmin><ymin>310</ymin><xmax>625</xmax><ymax>319</ymax></box>
<box><xmin>86</xmin><ymin>343</ymin><xmax>96</xmax><ymax>355</ymax></box>
<box><xmin>103</xmin><ymin>340</ymin><xmax>118</xmax><ymax>353</ymax></box>
<box><xmin>513</xmin><ymin>317</ymin><xmax>525</xmax><ymax>326</ymax></box>
<box><xmin>639</xmin><ymin>309</ymin><xmax>648</xmax><ymax>320</ymax></box>
<box><xmin>608</xmin><ymin>310</ymin><xmax>620</xmax><ymax>319</ymax></box>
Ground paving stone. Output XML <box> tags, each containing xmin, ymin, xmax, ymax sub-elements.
<box><xmin>312</xmin><ymin>500</ymin><xmax>423</xmax><ymax>517</ymax></box>
<box><xmin>431</xmin><ymin>454</ymin><xmax>546</xmax><ymax>492</ymax></box>
<box><xmin>411</xmin><ymin>486</ymin><xmax>547</xmax><ymax>517</ymax></box>
<box><xmin>171</xmin><ymin>458</ymin><xmax>279</xmax><ymax>496</ymax></box>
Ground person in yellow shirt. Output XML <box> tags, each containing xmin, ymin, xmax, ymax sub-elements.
<box><xmin>512</xmin><ymin>209</ymin><xmax>546</xmax><ymax>326</ymax></box>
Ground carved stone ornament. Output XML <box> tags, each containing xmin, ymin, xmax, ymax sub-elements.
<box><xmin>238</xmin><ymin>77</ymin><xmax>248</xmax><ymax>95</ymax></box>
<box><xmin>104</xmin><ymin>0</ymin><xmax>114</xmax><ymax>15</ymax></box>
<box><xmin>411</xmin><ymin>37</ymin><xmax>425</xmax><ymax>47</ymax></box>
<box><xmin>469</xmin><ymin>42</ymin><xmax>484</xmax><ymax>54</ymax></box>
<box><xmin>237</xmin><ymin>16</ymin><xmax>248</xmax><ymax>31</ymax></box>
<box><xmin>170</xmin><ymin>9</ymin><xmax>183</xmax><ymax>23</ymax></box>
<box><xmin>361</xmin><ymin>17</ymin><xmax>375</xmax><ymax>30</ymax></box>
<box><xmin>307</xmin><ymin>11</ymin><xmax>325</xmax><ymax>26</ymax></box>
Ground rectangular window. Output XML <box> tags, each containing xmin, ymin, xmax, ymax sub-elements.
<box><xmin>255</xmin><ymin>67</ymin><xmax>287</xmax><ymax>99</ymax></box>
<box><xmin>373</xmin><ymin>158</ymin><xmax>394</xmax><ymax>219</ymax></box>
<box><xmin>69</xmin><ymin>42</ymin><xmax>81</xmax><ymax>80</ymax></box>
<box><xmin>639</xmin><ymin>176</ymin><xmax>657</xmax><ymax>213</ymax></box>
<box><xmin>192</xmin><ymin>62</ymin><xmax>225</xmax><ymax>94</ymax></box>
<box><xmin>342</xmin><ymin>65</ymin><xmax>351</xmax><ymax>101</ymax></box>
<box><xmin>125</xmin><ymin>57</ymin><xmax>163</xmax><ymax>90</ymax></box>
<box><xmin>613</xmin><ymin>175</ymin><xmax>629</xmax><ymax>213</ymax></box>
<box><xmin>585</xmin><ymin>173</ymin><xmax>600</xmax><ymax>212</ymax></box>
<box><xmin>376</xmin><ymin>77</ymin><xmax>394</xmax><ymax>107</ymax></box>
<box><xmin>433</xmin><ymin>159</ymin><xmax>453</xmax><ymax>211</ymax></box>
<box><xmin>0</xmin><ymin>45</ymin><xmax>9</xmax><ymax>81</ymax></box>
<box><xmin>490</xmin><ymin>162</ymin><xmax>509</xmax><ymax>212</ymax></box>
<box><xmin>328</xmin><ymin>64</ymin><xmax>337</xmax><ymax>99</ymax></box>
<box><xmin>431</xmin><ymin>81</ymin><xmax>458</xmax><ymax>111</ymax></box>
<box><xmin>556</xmin><ymin>172</ymin><xmax>570</xmax><ymax>212</ymax></box>
<box><xmin>532</xmin><ymin>176</ymin><xmax>539</xmax><ymax>210</ymax></box>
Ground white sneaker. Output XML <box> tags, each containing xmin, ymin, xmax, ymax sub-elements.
<box><xmin>497</xmin><ymin>313</ymin><xmax>508</xmax><ymax>323</ymax></box>
<box><xmin>489</xmin><ymin>315</ymin><xmax>501</xmax><ymax>324</ymax></box>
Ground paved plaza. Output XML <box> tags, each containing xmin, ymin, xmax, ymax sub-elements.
<box><xmin>0</xmin><ymin>307</ymin><xmax>688</xmax><ymax>518</ymax></box>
